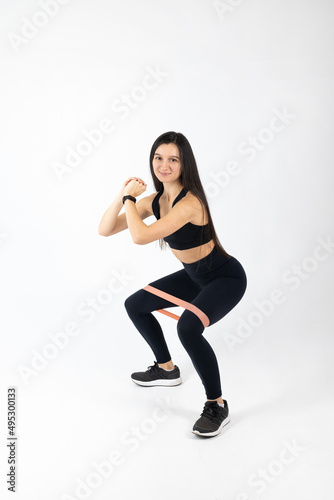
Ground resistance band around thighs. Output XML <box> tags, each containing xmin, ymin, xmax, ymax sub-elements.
<box><xmin>143</xmin><ymin>285</ymin><xmax>210</xmax><ymax>328</ymax></box>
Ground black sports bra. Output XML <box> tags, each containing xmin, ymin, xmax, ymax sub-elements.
<box><xmin>152</xmin><ymin>187</ymin><xmax>213</xmax><ymax>250</ymax></box>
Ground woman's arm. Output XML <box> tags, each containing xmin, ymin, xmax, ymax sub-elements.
<box><xmin>98</xmin><ymin>177</ymin><xmax>150</xmax><ymax>237</ymax></box>
<box><xmin>123</xmin><ymin>180</ymin><xmax>194</xmax><ymax>245</ymax></box>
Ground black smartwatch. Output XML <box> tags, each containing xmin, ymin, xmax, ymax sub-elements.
<box><xmin>122</xmin><ymin>195</ymin><xmax>136</xmax><ymax>204</ymax></box>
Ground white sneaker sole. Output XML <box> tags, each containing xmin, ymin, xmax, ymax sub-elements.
<box><xmin>192</xmin><ymin>415</ymin><xmax>231</xmax><ymax>437</ymax></box>
<box><xmin>131</xmin><ymin>377</ymin><xmax>182</xmax><ymax>387</ymax></box>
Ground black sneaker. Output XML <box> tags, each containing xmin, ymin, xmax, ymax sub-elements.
<box><xmin>131</xmin><ymin>361</ymin><xmax>182</xmax><ymax>387</ymax></box>
<box><xmin>192</xmin><ymin>400</ymin><xmax>230</xmax><ymax>437</ymax></box>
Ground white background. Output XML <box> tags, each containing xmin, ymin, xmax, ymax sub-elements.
<box><xmin>1</xmin><ymin>1</ymin><xmax>334</xmax><ymax>499</ymax></box>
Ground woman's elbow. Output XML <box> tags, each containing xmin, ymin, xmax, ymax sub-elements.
<box><xmin>133</xmin><ymin>233</ymin><xmax>152</xmax><ymax>245</ymax></box>
<box><xmin>132</xmin><ymin>235</ymin><xmax>145</xmax><ymax>245</ymax></box>
<box><xmin>98</xmin><ymin>227</ymin><xmax>112</xmax><ymax>237</ymax></box>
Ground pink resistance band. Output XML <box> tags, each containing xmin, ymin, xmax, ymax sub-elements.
<box><xmin>143</xmin><ymin>285</ymin><xmax>210</xmax><ymax>328</ymax></box>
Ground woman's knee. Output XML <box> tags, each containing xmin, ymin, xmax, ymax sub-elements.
<box><xmin>124</xmin><ymin>289</ymin><xmax>146</xmax><ymax>315</ymax></box>
<box><xmin>177</xmin><ymin>311</ymin><xmax>204</xmax><ymax>348</ymax></box>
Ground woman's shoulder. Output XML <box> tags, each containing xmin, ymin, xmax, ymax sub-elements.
<box><xmin>182</xmin><ymin>189</ymin><xmax>208</xmax><ymax>224</ymax></box>
<box><xmin>183</xmin><ymin>189</ymin><xmax>204</xmax><ymax>211</ymax></box>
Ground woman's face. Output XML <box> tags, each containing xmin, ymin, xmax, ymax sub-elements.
<box><xmin>152</xmin><ymin>143</ymin><xmax>182</xmax><ymax>183</ymax></box>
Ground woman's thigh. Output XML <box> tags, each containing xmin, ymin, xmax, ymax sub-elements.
<box><xmin>126</xmin><ymin>258</ymin><xmax>246</xmax><ymax>324</ymax></box>
<box><xmin>125</xmin><ymin>269</ymin><xmax>202</xmax><ymax>315</ymax></box>
<box><xmin>148</xmin><ymin>269</ymin><xmax>202</xmax><ymax>300</ymax></box>
<box><xmin>190</xmin><ymin>275</ymin><xmax>247</xmax><ymax>326</ymax></box>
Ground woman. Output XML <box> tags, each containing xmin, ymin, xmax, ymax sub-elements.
<box><xmin>98</xmin><ymin>131</ymin><xmax>247</xmax><ymax>437</ymax></box>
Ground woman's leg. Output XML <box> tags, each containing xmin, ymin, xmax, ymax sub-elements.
<box><xmin>177</xmin><ymin>270</ymin><xmax>247</xmax><ymax>400</ymax></box>
<box><xmin>124</xmin><ymin>269</ymin><xmax>202</xmax><ymax>364</ymax></box>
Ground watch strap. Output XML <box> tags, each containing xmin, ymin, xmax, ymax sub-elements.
<box><xmin>122</xmin><ymin>195</ymin><xmax>137</xmax><ymax>204</ymax></box>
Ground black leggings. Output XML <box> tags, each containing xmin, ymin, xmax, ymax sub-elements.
<box><xmin>124</xmin><ymin>246</ymin><xmax>247</xmax><ymax>399</ymax></box>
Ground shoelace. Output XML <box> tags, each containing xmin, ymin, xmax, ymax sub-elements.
<box><xmin>147</xmin><ymin>361</ymin><xmax>161</xmax><ymax>374</ymax></box>
<box><xmin>201</xmin><ymin>402</ymin><xmax>221</xmax><ymax>421</ymax></box>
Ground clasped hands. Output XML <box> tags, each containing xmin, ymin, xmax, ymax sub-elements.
<box><xmin>122</xmin><ymin>177</ymin><xmax>147</xmax><ymax>198</ymax></box>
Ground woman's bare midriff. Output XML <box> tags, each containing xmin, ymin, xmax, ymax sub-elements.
<box><xmin>171</xmin><ymin>239</ymin><xmax>215</xmax><ymax>264</ymax></box>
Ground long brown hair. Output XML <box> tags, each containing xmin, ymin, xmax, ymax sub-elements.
<box><xmin>149</xmin><ymin>131</ymin><xmax>230</xmax><ymax>259</ymax></box>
